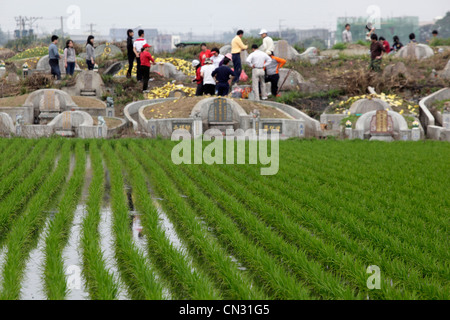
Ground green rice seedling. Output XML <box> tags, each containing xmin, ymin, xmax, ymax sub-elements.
<box><xmin>0</xmin><ymin>139</ymin><xmax>49</xmax><ymax>201</ymax></box>
<box><xmin>81</xmin><ymin>140</ymin><xmax>119</xmax><ymax>300</ymax></box>
<box><xmin>101</xmin><ymin>141</ymin><xmax>163</xmax><ymax>300</ymax></box>
<box><xmin>129</xmin><ymin>141</ymin><xmax>267</xmax><ymax>300</ymax></box>
<box><xmin>114</xmin><ymin>141</ymin><xmax>220</xmax><ymax>300</ymax></box>
<box><xmin>153</xmin><ymin>141</ymin><xmax>358</xmax><ymax>300</ymax></box>
<box><xmin>0</xmin><ymin>140</ymin><xmax>32</xmax><ymax>180</ymax></box>
<box><xmin>44</xmin><ymin>140</ymin><xmax>86</xmax><ymax>300</ymax></box>
<box><xmin>0</xmin><ymin>140</ymin><xmax>59</xmax><ymax>247</ymax></box>
<box><xmin>137</xmin><ymin>141</ymin><xmax>311</xmax><ymax>300</ymax></box>
<box><xmin>0</xmin><ymin>140</ymin><xmax>72</xmax><ymax>300</ymax></box>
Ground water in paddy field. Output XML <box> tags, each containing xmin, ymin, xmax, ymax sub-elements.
<box><xmin>63</xmin><ymin>205</ymin><xmax>88</xmax><ymax>300</ymax></box>
<box><xmin>21</xmin><ymin>217</ymin><xmax>53</xmax><ymax>300</ymax></box>
<box><xmin>99</xmin><ymin>207</ymin><xmax>129</xmax><ymax>300</ymax></box>
<box><xmin>0</xmin><ymin>247</ymin><xmax>7</xmax><ymax>292</ymax></box>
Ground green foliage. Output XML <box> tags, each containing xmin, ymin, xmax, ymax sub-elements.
<box><xmin>276</xmin><ymin>89</ymin><xmax>343</xmax><ymax>105</ymax></box>
<box><xmin>332</xmin><ymin>43</ymin><xmax>347</xmax><ymax>50</ymax></box>
<box><xmin>429</xmin><ymin>38</ymin><xmax>450</xmax><ymax>47</ymax></box>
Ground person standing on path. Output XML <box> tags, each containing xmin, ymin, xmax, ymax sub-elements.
<box><xmin>126</xmin><ymin>29</ymin><xmax>135</xmax><ymax>78</ymax></box>
<box><xmin>265</xmin><ymin>52</ymin><xmax>286</xmax><ymax>97</ymax></box>
<box><xmin>342</xmin><ymin>24</ymin><xmax>352</xmax><ymax>43</ymax></box>
<box><xmin>140</xmin><ymin>44</ymin><xmax>155</xmax><ymax>92</ymax></box>
<box><xmin>86</xmin><ymin>35</ymin><xmax>95</xmax><ymax>71</ymax></box>
<box><xmin>133</xmin><ymin>30</ymin><xmax>147</xmax><ymax>82</ymax></box>
<box><xmin>48</xmin><ymin>35</ymin><xmax>61</xmax><ymax>80</ymax></box>
<box><xmin>231</xmin><ymin>30</ymin><xmax>248</xmax><ymax>86</ymax></box>
<box><xmin>64</xmin><ymin>40</ymin><xmax>76</xmax><ymax>76</ymax></box>
<box><xmin>212</xmin><ymin>57</ymin><xmax>235</xmax><ymax>96</ymax></box>
<box><xmin>259</xmin><ymin>29</ymin><xmax>274</xmax><ymax>55</ymax></box>
<box><xmin>200</xmin><ymin>58</ymin><xmax>217</xmax><ymax>96</ymax></box>
<box><xmin>246</xmin><ymin>44</ymin><xmax>272</xmax><ymax>100</ymax></box>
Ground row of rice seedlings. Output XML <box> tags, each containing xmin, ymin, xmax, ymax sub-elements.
<box><xmin>289</xmin><ymin>140</ymin><xmax>449</xmax><ymax>242</ymax></box>
<box><xmin>0</xmin><ymin>139</ymin><xmax>32</xmax><ymax>180</ymax></box>
<box><xmin>0</xmin><ymin>139</ymin><xmax>21</xmax><ymax>161</ymax></box>
<box><xmin>0</xmin><ymin>140</ymin><xmax>72</xmax><ymax>300</ymax></box>
<box><xmin>43</xmin><ymin>140</ymin><xmax>87</xmax><ymax>300</ymax></box>
<box><xmin>153</xmin><ymin>141</ymin><xmax>357</xmax><ymax>300</ymax></box>
<box><xmin>242</xmin><ymin>140</ymin><xmax>448</xmax><ymax>298</ymax></box>
<box><xmin>129</xmin><ymin>141</ymin><xmax>266</xmax><ymax>300</ymax></box>
<box><xmin>296</xmin><ymin>141</ymin><xmax>449</xmax><ymax>250</ymax></box>
<box><xmin>0</xmin><ymin>139</ymin><xmax>49</xmax><ymax>201</ymax></box>
<box><xmin>278</xmin><ymin>141</ymin><xmax>449</xmax><ymax>286</ymax></box>
<box><xmin>211</xmin><ymin>150</ymin><xmax>417</xmax><ymax>300</ymax></box>
<box><xmin>139</xmin><ymin>141</ymin><xmax>312</xmax><ymax>300</ymax></box>
<box><xmin>0</xmin><ymin>140</ymin><xmax>59</xmax><ymax>247</ymax></box>
<box><xmin>114</xmin><ymin>141</ymin><xmax>220</xmax><ymax>300</ymax></box>
<box><xmin>101</xmin><ymin>141</ymin><xmax>163</xmax><ymax>300</ymax></box>
<box><xmin>0</xmin><ymin>139</ymin><xmax>10</xmax><ymax>154</ymax></box>
<box><xmin>81</xmin><ymin>140</ymin><xmax>119</xmax><ymax>300</ymax></box>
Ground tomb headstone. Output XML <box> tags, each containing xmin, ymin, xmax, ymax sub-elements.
<box><xmin>39</xmin><ymin>90</ymin><xmax>60</xmax><ymax>112</ymax></box>
<box><xmin>275</xmin><ymin>40</ymin><xmax>290</xmax><ymax>60</ymax></box>
<box><xmin>104</xmin><ymin>62</ymin><xmax>124</xmax><ymax>76</ymax></box>
<box><xmin>369</xmin><ymin>110</ymin><xmax>394</xmax><ymax>141</ymax></box>
<box><xmin>442</xmin><ymin>60</ymin><xmax>450</xmax><ymax>79</ymax></box>
<box><xmin>208</xmin><ymin>98</ymin><xmax>233</xmax><ymax>123</ymax></box>
<box><xmin>172</xmin><ymin>122</ymin><xmax>192</xmax><ymax>133</ymax></box>
<box><xmin>62</xmin><ymin>112</ymin><xmax>72</xmax><ymax>130</ymax></box>
<box><xmin>36</xmin><ymin>55</ymin><xmax>66</xmax><ymax>74</ymax></box>
<box><xmin>411</xmin><ymin>128</ymin><xmax>421</xmax><ymax>141</ymax></box>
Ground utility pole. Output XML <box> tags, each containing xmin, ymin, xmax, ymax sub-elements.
<box><xmin>60</xmin><ymin>16</ymin><xmax>64</xmax><ymax>38</ymax></box>
<box><xmin>86</xmin><ymin>23</ymin><xmax>96</xmax><ymax>35</ymax></box>
<box><xmin>278</xmin><ymin>19</ymin><xmax>285</xmax><ymax>38</ymax></box>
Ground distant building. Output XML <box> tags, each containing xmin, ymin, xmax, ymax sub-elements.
<box><xmin>153</xmin><ymin>34</ymin><xmax>181</xmax><ymax>53</ymax></box>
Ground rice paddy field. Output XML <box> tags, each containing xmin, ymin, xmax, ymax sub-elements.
<box><xmin>0</xmin><ymin>138</ymin><xmax>448</xmax><ymax>300</ymax></box>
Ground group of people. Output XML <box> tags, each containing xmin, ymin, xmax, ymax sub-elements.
<box><xmin>192</xmin><ymin>29</ymin><xmax>286</xmax><ymax>100</ymax></box>
<box><xmin>342</xmin><ymin>23</ymin><xmax>440</xmax><ymax>72</ymax></box>
<box><xmin>48</xmin><ymin>34</ymin><xmax>97</xmax><ymax>80</ymax></box>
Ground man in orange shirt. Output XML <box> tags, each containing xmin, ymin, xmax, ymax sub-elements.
<box><xmin>140</xmin><ymin>44</ymin><xmax>155</xmax><ymax>92</ymax></box>
<box><xmin>265</xmin><ymin>52</ymin><xmax>286</xmax><ymax>96</ymax></box>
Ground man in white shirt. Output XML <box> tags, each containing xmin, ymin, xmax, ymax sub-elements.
<box><xmin>259</xmin><ymin>29</ymin><xmax>274</xmax><ymax>55</ymax></box>
<box><xmin>246</xmin><ymin>44</ymin><xmax>272</xmax><ymax>100</ymax></box>
<box><xmin>200</xmin><ymin>58</ymin><xmax>217</xmax><ymax>96</ymax></box>
<box><xmin>342</xmin><ymin>24</ymin><xmax>352</xmax><ymax>43</ymax></box>
<box><xmin>210</xmin><ymin>48</ymin><xmax>224</xmax><ymax>69</ymax></box>
<box><xmin>133</xmin><ymin>29</ymin><xmax>147</xmax><ymax>81</ymax></box>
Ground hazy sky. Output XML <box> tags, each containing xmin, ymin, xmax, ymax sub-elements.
<box><xmin>0</xmin><ymin>0</ymin><xmax>449</xmax><ymax>35</ymax></box>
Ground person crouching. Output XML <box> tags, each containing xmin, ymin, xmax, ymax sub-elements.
<box><xmin>140</xmin><ymin>44</ymin><xmax>155</xmax><ymax>92</ymax></box>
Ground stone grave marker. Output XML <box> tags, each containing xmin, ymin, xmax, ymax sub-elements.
<box><xmin>370</xmin><ymin>110</ymin><xmax>394</xmax><ymax>141</ymax></box>
<box><xmin>39</xmin><ymin>90</ymin><xmax>60</xmax><ymax>112</ymax></box>
<box><xmin>62</xmin><ymin>112</ymin><xmax>72</xmax><ymax>130</ymax></box>
<box><xmin>208</xmin><ymin>98</ymin><xmax>233</xmax><ymax>123</ymax></box>
<box><xmin>276</xmin><ymin>40</ymin><xmax>290</xmax><ymax>60</ymax></box>
<box><xmin>173</xmin><ymin>122</ymin><xmax>192</xmax><ymax>133</ymax></box>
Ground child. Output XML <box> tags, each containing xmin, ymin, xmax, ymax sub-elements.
<box><xmin>370</xmin><ymin>34</ymin><xmax>385</xmax><ymax>72</ymax></box>
<box><xmin>140</xmin><ymin>44</ymin><xmax>155</xmax><ymax>92</ymax></box>
<box><xmin>86</xmin><ymin>35</ymin><xmax>95</xmax><ymax>70</ymax></box>
<box><xmin>192</xmin><ymin>60</ymin><xmax>203</xmax><ymax>96</ymax></box>
<box><xmin>212</xmin><ymin>57</ymin><xmax>235</xmax><ymax>96</ymax></box>
<box><xmin>64</xmin><ymin>40</ymin><xmax>76</xmax><ymax>76</ymax></box>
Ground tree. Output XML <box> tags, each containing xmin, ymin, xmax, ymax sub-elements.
<box><xmin>0</xmin><ymin>26</ymin><xmax>8</xmax><ymax>46</ymax></box>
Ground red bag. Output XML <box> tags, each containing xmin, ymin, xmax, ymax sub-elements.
<box><xmin>239</xmin><ymin>70</ymin><xmax>249</xmax><ymax>82</ymax></box>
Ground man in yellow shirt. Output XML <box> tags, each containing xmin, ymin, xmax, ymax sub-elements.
<box><xmin>231</xmin><ymin>30</ymin><xmax>248</xmax><ymax>86</ymax></box>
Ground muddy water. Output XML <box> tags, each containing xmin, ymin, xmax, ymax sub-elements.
<box><xmin>63</xmin><ymin>205</ymin><xmax>88</xmax><ymax>300</ymax></box>
<box><xmin>98</xmin><ymin>207</ymin><xmax>129</xmax><ymax>300</ymax></box>
<box><xmin>0</xmin><ymin>247</ymin><xmax>7</xmax><ymax>292</ymax></box>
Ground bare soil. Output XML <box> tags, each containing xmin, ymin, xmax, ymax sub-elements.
<box><xmin>72</xmin><ymin>96</ymin><xmax>106</xmax><ymax>108</ymax></box>
<box><xmin>143</xmin><ymin>96</ymin><xmax>204</xmax><ymax>119</ymax></box>
<box><xmin>232</xmin><ymin>99</ymin><xmax>291</xmax><ymax>119</ymax></box>
<box><xmin>0</xmin><ymin>94</ymin><xmax>29</xmax><ymax>107</ymax></box>
<box><xmin>92</xmin><ymin>116</ymin><xmax>123</xmax><ymax>128</ymax></box>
